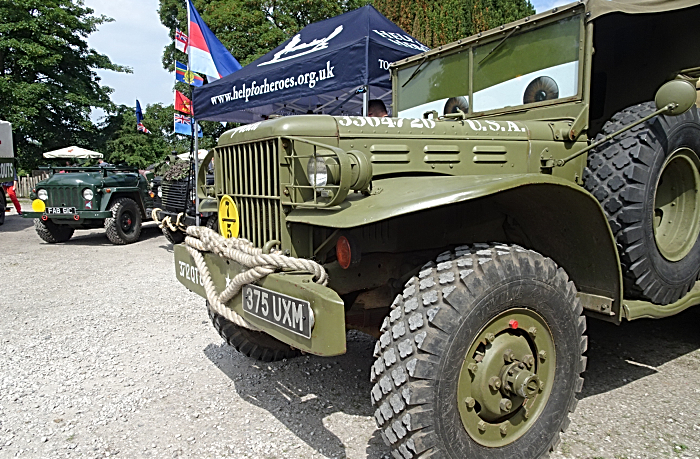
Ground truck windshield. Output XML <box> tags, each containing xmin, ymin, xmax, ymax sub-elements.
<box><xmin>396</xmin><ymin>14</ymin><xmax>582</xmax><ymax>118</ymax></box>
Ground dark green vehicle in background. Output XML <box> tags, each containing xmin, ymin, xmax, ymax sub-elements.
<box><xmin>24</xmin><ymin>164</ymin><xmax>158</xmax><ymax>244</ymax></box>
<box><xmin>175</xmin><ymin>0</ymin><xmax>700</xmax><ymax>457</ymax></box>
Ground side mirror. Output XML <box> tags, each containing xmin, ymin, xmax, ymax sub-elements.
<box><xmin>655</xmin><ymin>79</ymin><xmax>697</xmax><ymax>115</ymax></box>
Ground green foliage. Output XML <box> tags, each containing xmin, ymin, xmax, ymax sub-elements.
<box><xmin>98</xmin><ymin>102</ymin><xmax>227</xmax><ymax>168</ymax></box>
<box><xmin>162</xmin><ymin>159</ymin><xmax>190</xmax><ymax>181</ymax></box>
<box><xmin>373</xmin><ymin>0</ymin><xmax>535</xmax><ymax>48</ymax></box>
<box><xmin>0</xmin><ymin>0</ymin><xmax>131</xmax><ymax>172</ymax></box>
<box><xmin>158</xmin><ymin>0</ymin><xmax>371</xmax><ymax>68</ymax></box>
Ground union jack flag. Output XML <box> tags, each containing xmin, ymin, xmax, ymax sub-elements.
<box><xmin>174</xmin><ymin>113</ymin><xmax>202</xmax><ymax>137</ymax></box>
<box><xmin>175</xmin><ymin>29</ymin><xmax>188</xmax><ymax>53</ymax></box>
<box><xmin>137</xmin><ymin>122</ymin><xmax>150</xmax><ymax>134</ymax></box>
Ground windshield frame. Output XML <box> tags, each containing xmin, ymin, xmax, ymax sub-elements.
<box><xmin>392</xmin><ymin>3</ymin><xmax>586</xmax><ymax>119</ymax></box>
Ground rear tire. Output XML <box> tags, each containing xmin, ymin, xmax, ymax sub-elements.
<box><xmin>34</xmin><ymin>219</ymin><xmax>74</xmax><ymax>243</ymax></box>
<box><xmin>105</xmin><ymin>197</ymin><xmax>142</xmax><ymax>245</ymax></box>
<box><xmin>209</xmin><ymin>305</ymin><xmax>301</xmax><ymax>362</ymax></box>
<box><xmin>583</xmin><ymin>102</ymin><xmax>700</xmax><ymax>304</ymax></box>
<box><xmin>371</xmin><ymin>244</ymin><xmax>586</xmax><ymax>459</ymax></box>
<box><xmin>205</xmin><ymin>215</ymin><xmax>219</xmax><ymax>233</ymax></box>
<box><xmin>0</xmin><ymin>191</ymin><xmax>5</xmax><ymax>225</ymax></box>
<box><xmin>162</xmin><ymin>226</ymin><xmax>185</xmax><ymax>244</ymax></box>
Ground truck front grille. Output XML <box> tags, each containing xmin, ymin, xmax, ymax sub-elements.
<box><xmin>47</xmin><ymin>187</ymin><xmax>82</xmax><ymax>207</ymax></box>
<box><xmin>162</xmin><ymin>180</ymin><xmax>189</xmax><ymax>212</ymax></box>
<box><xmin>217</xmin><ymin>139</ymin><xmax>281</xmax><ymax>248</ymax></box>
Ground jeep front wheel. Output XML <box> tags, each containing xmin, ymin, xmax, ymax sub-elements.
<box><xmin>162</xmin><ymin>226</ymin><xmax>185</xmax><ymax>244</ymax></box>
<box><xmin>208</xmin><ymin>306</ymin><xmax>300</xmax><ymax>362</ymax></box>
<box><xmin>371</xmin><ymin>244</ymin><xmax>586</xmax><ymax>458</ymax></box>
<box><xmin>34</xmin><ymin>218</ymin><xmax>74</xmax><ymax>243</ymax></box>
<box><xmin>105</xmin><ymin>197</ymin><xmax>142</xmax><ymax>244</ymax></box>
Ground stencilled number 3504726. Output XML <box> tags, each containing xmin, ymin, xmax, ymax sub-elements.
<box><xmin>336</xmin><ymin>116</ymin><xmax>435</xmax><ymax>129</ymax></box>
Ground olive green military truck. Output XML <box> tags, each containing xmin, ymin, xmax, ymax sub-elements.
<box><xmin>0</xmin><ymin>120</ymin><xmax>15</xmax><ymax>225</ymax></box>
<box><xmin>24</xmin><ymin>158</ymin><xmax>158</xmax><ymax>244</ymax></box>
<box><xmin>174</xmin><ymin>1</ymin><xmax>700</xmax><ymax>457</ymax></box>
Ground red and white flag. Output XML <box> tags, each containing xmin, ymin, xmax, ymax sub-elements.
<box><xmin>175</xmin><ymin>29</ymin><xmax>188</xmax><ymax>53</ymax></box>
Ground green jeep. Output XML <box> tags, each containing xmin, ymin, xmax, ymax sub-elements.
<box><xmin>174</xmin><ymin>1</ymin><xmax>700</xmax><ymax>457</ymax></box>
<box><xmin>24</xmin><ymin>164</ymin><xmax>158</xmax><ymax>244</ymax></box>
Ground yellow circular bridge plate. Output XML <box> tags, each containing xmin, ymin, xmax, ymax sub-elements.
<box><xmin>32</xmin><ymin>199</ymin><xmax>46</xmax><ymax>213</ymax></box>
<box><xmin>218</xmin><ymin>195</ymin><xmax>239</xmax><ymax>239</ymax></box>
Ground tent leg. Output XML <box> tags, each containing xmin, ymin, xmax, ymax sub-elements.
<box><xmin>363</xmin><ymin>86</ymin><xmax>369</xmax><ymax>116</ymax></box>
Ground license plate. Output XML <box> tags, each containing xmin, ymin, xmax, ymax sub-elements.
<box><xmin>242</xmin><ymin>284</ymin><xmax>312</xmax><ymax>339</ymax></box>
<box><xmin>46</xmin><ymin>207</ymin><xmax>76</xmax><ymax>215</ymax></box>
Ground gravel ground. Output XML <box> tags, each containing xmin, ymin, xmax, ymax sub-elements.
<box><xmin>1</xmin><ymin>203</ymin><xmax>699</xmax><ymax>459</ymax></box>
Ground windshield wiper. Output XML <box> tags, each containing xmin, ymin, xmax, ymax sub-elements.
<box><xmin>401</xmin><ymin>56</ymin><xmax>429</xmax><ymax>87</ymax></box>
<box><xmin>478</xmin><ymin>25</ymin><xmax>520</xmax><ymax>66</ymax></box>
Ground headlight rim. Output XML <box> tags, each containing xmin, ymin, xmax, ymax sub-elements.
<box><xmin>82</xmin><ymin>188</ymin><xmax>94</xmax><ymax>200</ymax></box>
<box><xmin>37</xmin><ymin>189</ymin><xmax>48</xmax><ymax>201</ymax></box>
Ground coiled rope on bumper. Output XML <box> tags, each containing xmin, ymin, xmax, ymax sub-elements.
<box><xmin>151</xmin><ymin>208</ymin><xmax>186</xmax><ymax>232</ymax></box>
<box><xmin>183</xmin><ymin>226</ymin><xmax>328</xmax><ymax>330</ymax></box>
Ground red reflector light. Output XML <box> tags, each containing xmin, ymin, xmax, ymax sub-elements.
<box><xmin>105</xmin><ymin>188</ymin><xmax>111</xmax><ymax>193</ymax></box>
<box><xmin>336</xmin><ymin>236</ymin><xmax>352</xmax><ymax>269</ymax></box>
<box><xmin>73</xmin><ymin>215</ymin><xmax>80</xmax><ymax>221</ymax></box>
<box><xmin>41</xmin><ymin>215</ymin><xmax>47</xmax><ymax>221</ymax></box>
<box><xmin>509</xmin><ymin>320</ymin><xmax>519</xmax><ymax>329</ymax></box>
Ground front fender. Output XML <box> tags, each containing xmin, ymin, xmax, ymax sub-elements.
<box><xmin>288</xmin><ymin>174</ymin><xmax>623</xmax><ymax>322</ymax></box>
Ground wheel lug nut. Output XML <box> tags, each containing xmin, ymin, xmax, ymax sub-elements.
<box><xmin>539</xmin><ymin>350</ymin><xmax>547</xmax><ymax>361</ymax></box>
<box><xmin>539</xmin><ymin>380</ymin><xmax>545</xmax><ymax>392</ymax></box>
<box><xmin>499</xmin><ymin>398</ymin><xmax>512</xmax><ymax>412</ymax></box>
<box><xmin>488</xmin><ymin>376</ymin><xmax>502</xmax><ymax>391</ymax></box>
<box><xmin>523</xmin><ymin>409</ymin><xmax>530</xmax><ymax>419</ymax></box>
<box><xmin>464</xmin><ymin>397</ymin><xmax>476</xmax><ymax>409</ymax></box>
<box><xmin>503</xmin><ymin>349</ymin><xmax>515</xmax><ymax>363</ymax></box>
<box><xmin>523</xmin><ymin>355</ymin><xmax>535</xmax><ymax>368</ymax></box>
<box><xmin>478</xmin><ymin>421</ymin><xmax>487</xmax><ymax>432</ymax></box>
<box><xmin>499</xmin><ymin>423</ymin><xmax>508</xmax><ymax>435</ymax></box>
<box><xmin>485</xmin><ymin>332</ymin><xmax>495</xmax><ymax>343</ymax></box>
<box><xmin>528</xmin><ymin>326</ymin><xmax>537</xmax><ymax>337</ymax></box>
<box><xmin>467</xmin><ymin>363</ymin><xmax>478</xmax><ymax>374</ymax></box>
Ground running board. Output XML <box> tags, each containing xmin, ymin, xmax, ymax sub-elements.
<box><xmin>623</xmin><ymin>280</ymin><xmax>700</xmax><ymax>320</ymax></box>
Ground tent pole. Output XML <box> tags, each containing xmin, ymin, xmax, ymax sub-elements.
<box><xmin>363</xmin><ymin>85</ymin><xmax>369</xmax><ymax>116</ymax></box>
<box><xmin>193</xmin><ymin>119</ymin><xmax>200</xmax><ymax>226</ymax></box>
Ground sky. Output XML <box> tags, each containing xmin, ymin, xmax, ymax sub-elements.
<box><xmin>83</xmin><ymin>0</ymin><xmax>568</xmax><ymax>121</ymax></box>
<box><xmin>83</xmin><ymin>0</ymin><xmax>174</xmax><ymax>121</ymax></box>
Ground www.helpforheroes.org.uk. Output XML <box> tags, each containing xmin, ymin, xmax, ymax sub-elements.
<box><xmin>210</xmin><ymin>61</ymin><xmax>335</xmax><ymax>105</ymax></box>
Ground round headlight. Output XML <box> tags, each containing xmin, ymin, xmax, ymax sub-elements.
<box><xmin>307</xmin><ymin>157</ymin><xmax>328</xmax><ymax>187</ymax></box>
<box><xmin>82</xmin><ymin>188</ymin><xmax>94</xmax><ymax>200</ymax></box>
<box><xmin>157</xmin><ymin>187</ymin><xmax>162</xmax><ymax>198</ymax></box>
<box><xmin>37</xmin><ymin>189</ymin><xmax>48</xmax><ymax>201</ymax></box>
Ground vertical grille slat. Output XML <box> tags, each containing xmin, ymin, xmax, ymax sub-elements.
<box><xmin>219</xmin><ymin>140</ymin><xmax>281</xmax><ymax>248</ymax></box>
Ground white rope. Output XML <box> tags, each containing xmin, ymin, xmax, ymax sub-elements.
<box><xmin>183</xmin><ymin>226</ymin><xmax>329</xmax><ymax>331</ymax></box>
<box><xmin>151</xmin><ymin>208</ymin><xmax>186</xmax><ymax>232</ymax></box>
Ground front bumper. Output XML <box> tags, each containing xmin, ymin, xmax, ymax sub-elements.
<box><xmin>174</xmin><ymin>244</ymin><xmax>346</xmax><ymax>356</ymax></box>
<box><xmin>156</xmin><ymin>209</ymin><xmax>196</xmax><ymax>226</ymax></box>
<box><xmin>22</xmin><ymin>210</ymin><xmax>112</xmax><ymax>220</ymax></box>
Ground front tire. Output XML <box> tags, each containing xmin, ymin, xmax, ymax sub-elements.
<box><xmin>371</xmin><ymin>244</ymin><xmax>586</xmax><ymax>459</ymax></box>
<box><xmin>105</xmin><ymin>197</ymin><xmax>142</xmax><ymax>245</ymax></box>
<box><xmin>209</xmin><ymin>306</ymin><xmax>300</xmax><ymax>362</ymax></box>
<box><xmin>162</xmin><ymin>226</ymin><xmax>185</xmax><ymax>244</ymax></box>
<box><xmin>34</xmin><ymin>219</ymin><xmax>74</xmax><ymax>243</ymax></box>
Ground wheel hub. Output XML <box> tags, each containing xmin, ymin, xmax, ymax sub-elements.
<box><xmin>457</xmin><ymin>309</ymin><xmax>555</xmax><ymax>447</ymax></box>
<box><xmin>653</xmin><ymin>147</ymin><xmax>700</xmax><ymax>262</ymax></box>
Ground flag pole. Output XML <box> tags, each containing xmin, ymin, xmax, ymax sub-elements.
<box><xmin>187</xmin><ymin>0</ymin><xmax>200</xmax><ymax>227</ymax></box>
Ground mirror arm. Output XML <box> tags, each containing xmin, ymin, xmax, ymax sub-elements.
<box><xmin>555</xmin><ymin>103</ymin><xmax>677</xmax><ymax>167</ymax></box>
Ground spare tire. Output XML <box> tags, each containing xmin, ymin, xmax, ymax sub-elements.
<box><xmin>583</xmin><ymin>102</ymin><xmax>700</xmax><ymax>304</ymax></box>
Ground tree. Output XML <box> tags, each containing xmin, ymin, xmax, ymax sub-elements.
<box><xmin>0</xmin><ymin>0</ymin><xmax>130</xmax><ymax>172</ymax></box>
<box><xmin>98</xmin><ymin>103</ymin><xmax>227</xmax><ymax>168</ymax></box>
<box><xmin>373</xmin><ymin>0</ymin><xmax>535</xmax><ymax>48</ymax></box>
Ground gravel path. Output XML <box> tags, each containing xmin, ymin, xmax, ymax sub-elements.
<box><xmin>1</xmin><ymin>206</ymin><xmax>699</xmax><ymax>458</ymax></box>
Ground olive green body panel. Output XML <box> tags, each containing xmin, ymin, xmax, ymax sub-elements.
<box><xmin>174</xmin><ymin>244</ymin><xmax>347</xmax><ymax>356</ymax></box>
<box><xmin>623</xmin><ymin>281</ymin><xmax>700</xmax><ymax>320</ymax></box>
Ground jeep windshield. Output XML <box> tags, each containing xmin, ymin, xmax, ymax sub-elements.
<box><xmin>395</xmin><ymin>13</ymin><xmax>582</xmax><ymax>118</ymax></box>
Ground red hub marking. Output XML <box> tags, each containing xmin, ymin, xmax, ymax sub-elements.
<box><xmin>509</xmin><ymin>319</ymin><xmax>519</xmax><ymax>329</ymax></box>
